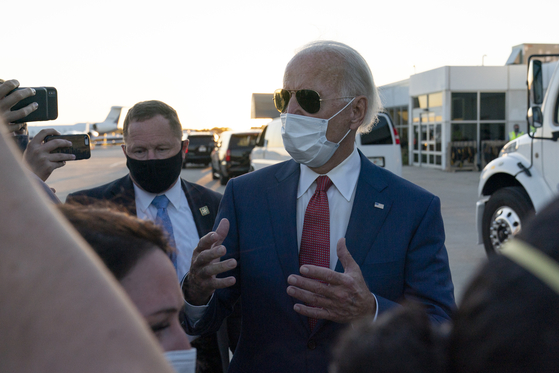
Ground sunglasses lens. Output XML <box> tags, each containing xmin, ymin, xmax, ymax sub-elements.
<box><xmin>273</xmin><ymin>89</ymin><xmax>290</xmax><ymax>113</ymax></box>
<box><xmin>296</xmin><ymin>90</ymin><xmax>320</xmax><ymax>114</ymax></box>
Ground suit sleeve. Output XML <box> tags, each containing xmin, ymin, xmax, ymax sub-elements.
<box><xmin>182</xmin><ymin>179</ymin><xmax>242</xmax><ymax>335</ymax></box>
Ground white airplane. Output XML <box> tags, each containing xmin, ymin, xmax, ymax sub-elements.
<box><xmin>27</xmin><ymin>106</ymin><xmax>129</xmax><ymax>138</ymax></box>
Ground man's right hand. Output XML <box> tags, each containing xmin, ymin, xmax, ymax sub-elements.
<box><xmin>183</xmin><ymin>218</ymin><xmax>237</xmax><ymax>306</ymax></box>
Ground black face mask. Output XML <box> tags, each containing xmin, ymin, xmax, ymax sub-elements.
<box><xmin>126</xmin><ymin>146</ymin><xmax>183</xmax><ymax>193</ymax></box>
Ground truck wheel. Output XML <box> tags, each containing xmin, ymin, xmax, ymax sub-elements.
<box><xmin>482</xmin><ymin>186</ymin><xmax>534</xmax><ymax>256</ymax></box>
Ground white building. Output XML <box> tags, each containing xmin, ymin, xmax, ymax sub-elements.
<box><xmin>380</xmin><ymin>43</ymin><xmax>559</xmax><ymax>170</ymax></box>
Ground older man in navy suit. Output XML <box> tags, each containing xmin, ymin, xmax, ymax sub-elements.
<box><xmin>67</xmin><ymin>100</ymin><xmax>230</xmax><ymax>373</ymax></box>
<box><xmin>182</xmin><ymin>41</ymin><xmax>455</xmax><ymax>373</ymax></box>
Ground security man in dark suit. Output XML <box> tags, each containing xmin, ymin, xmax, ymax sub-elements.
<box><xmin>67</xmin><ymin>100</ymin><xmax>235</xmax><ymax>373</ymax></box>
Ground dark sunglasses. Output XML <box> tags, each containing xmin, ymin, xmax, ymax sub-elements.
<box><xmin>273</xmin><ymin>89</ymin><xmax>353</xmax><ymax>114</ymax></box>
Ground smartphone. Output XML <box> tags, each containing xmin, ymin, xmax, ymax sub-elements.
<box><xmin>11</xmin><ymin>87</ymin><xmax>58</xmax><ymax>124</ymax></box>
<box><xmin>44</xmin><ymin>134</ymin><xmax>91</xmax><ymax>160</ymax></box>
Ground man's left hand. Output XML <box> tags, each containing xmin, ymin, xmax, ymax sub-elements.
<box><xmin>286</xmin><ymin>238</ymin><xmax>376</xmax><ymax>323</ymax></box>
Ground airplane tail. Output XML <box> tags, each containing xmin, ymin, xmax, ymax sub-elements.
<box><xmin>92</xmin><ymin>106</ymin><xmax>128</xmax><ymax>134</ymax></box>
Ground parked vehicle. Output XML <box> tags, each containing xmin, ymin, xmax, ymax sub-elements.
<box><xmin>211</xmin><ymin>130</ymin><xmax>261</xmax><ymax>185</ymax></box>
<box><xmin>182</xmin><ymin>131</ymin><xmax>216</xmax><ymax>168</ymax></box>
<box><xmin>476</xmin><ymin>56</ymin><xmax>559</xmax><ymax>255</ymax></box>
<box><xmin>250</xmin><ymin>112</ymin><xmax>402</xmax><ymax>176</ymax></box>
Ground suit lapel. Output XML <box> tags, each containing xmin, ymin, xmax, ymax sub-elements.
<box><xmin>267</xmin><ymin>161</ymin><xmax>314</xmax><ymax>333</ymax></box>
<box><xmin>267</xmin><ymin>161</ymin><xmax>300</xmax><ymax>281</ymax></box>
<box><xmin>181</xmin><ymin>179</ymin><xmax>214</xmax><ymax>238</ymax></box>
<box><xmin>336</xmin><ymin>151</ymin><xmax>392</xmax><ymax>272</ymax></box>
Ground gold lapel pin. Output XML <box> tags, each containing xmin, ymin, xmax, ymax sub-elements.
<box><xmin>199</xmin><ymin>206</ymin><xmax>210</xmax><ymax>216</ymax></box>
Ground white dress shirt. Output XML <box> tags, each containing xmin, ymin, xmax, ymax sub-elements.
<box><xmin>133</xmin><ymin>178</ymin><xmax>200</xmax><ymax>282</ymax></box>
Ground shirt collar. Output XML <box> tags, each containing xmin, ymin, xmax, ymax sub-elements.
<box><xmin>133</xmin><ymin>177</ymin><xmax>184</xmax><ymax>213</ymax></box>
<box><xmin>298</xmin><ymin>146</ymin><xmax>361</xmax><ymax>201</ymax></box>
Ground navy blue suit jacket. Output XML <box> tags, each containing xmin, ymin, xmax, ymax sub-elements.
<box><xmin>187</xmin><ymin>151</ymin><xmax>455</xmax><ymax>373</ymax></box>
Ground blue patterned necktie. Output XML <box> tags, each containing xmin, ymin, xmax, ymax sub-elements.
<box><xmin>151</xmin><ymin>195</ymin><xmax>178</xmax><ymax>269</ymax></box>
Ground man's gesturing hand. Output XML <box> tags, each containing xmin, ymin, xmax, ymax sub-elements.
<box><xmin>183</xmin><ymin>218</ymin><xmax>237</xmax><ymax>306</ymax></box>
<box><xmin>286</xmin><ymin>238</ymin><xmax>376</xmax><ymax>323</ymax></box>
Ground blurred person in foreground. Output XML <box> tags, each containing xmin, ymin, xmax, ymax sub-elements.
<box><xmin>0</xmin><ymin>79</ymin><xmax>74</xmax><ymax>202</ymax></box>
<box><xmin>329</xmin><ymin>302</ymin><xmax>446</xmax><ymax>373</ymax></box>
<box><xmin>181</xmin><ymin>40</ymin><xmax>455</xmax><ymax>372</ymax></box>
<box><xmin>66</xmin><ymin>100</ymin><xmax>234</xmax><ymax>372</ymax></box>
<box><xmin>59</xmin><ymin>203</ymin><xmax>196</xmax><ymax>373</ymax></box>
<box><xmin>447</xmin><ymin>195</ymin><xmax>559</xmax><ymax>373</ymax></box>
<box><xmin>0</xmin><ymin>114</ymin><xmax>174</xmax><ymax>372</ymax></box>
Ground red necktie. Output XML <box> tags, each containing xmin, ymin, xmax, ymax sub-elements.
<box><xmin>299</xmin><ymin>175</ymin><xmax>333</xmax><ymax>330</ymax></box>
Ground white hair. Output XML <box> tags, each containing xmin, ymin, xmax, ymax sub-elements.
<box><xmin>293</xmin><ymin>40</ymin><xmax>383</xmax><ymax>134</ymax></box>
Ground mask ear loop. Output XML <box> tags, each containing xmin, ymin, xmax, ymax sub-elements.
<box><xmin>501</xmin><ymin>239</ymin><xmax>559</xmax><ymax>295</ymax></box>
<box><xmin>327</xmin><ymin>97</ymin><xmax>356</xmax><ymax>145</ymax></box>
<box><xmin>327</xmin><ymin>97</ymin><xmax>356</xmax><ymax>120</ymax></box>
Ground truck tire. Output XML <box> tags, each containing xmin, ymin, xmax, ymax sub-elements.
<box><xmin>482</xmin><ymin>186</ymin><xmax>534</xmax><ymax>256</ymax></box>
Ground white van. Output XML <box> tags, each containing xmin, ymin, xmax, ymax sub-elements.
<box><xmin>250</xmin><ymin>112</ymin><xmax>402</xmax><ymax>176</ymax></box>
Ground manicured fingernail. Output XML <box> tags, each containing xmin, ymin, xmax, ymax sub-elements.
<box><xmin>31</xmin><ymin>88</ymin><xmax>36</xmax><ymax>95</ymax></box>
<box><xmin>287</xmin><ymin>287</ymin><xmax>295</xmax><ymax>295</ymax></box>
<box><xmin>288</xmin><ymin>275</ymin><xmax>296</xmax><ymax>285</ymax></box>
<box><xmin>300</xmin><ymin>266</ymin><xmax>309</xmax><ymax>275</ymax></box>
<box><xmin>33</xmin><ymin>102</ymin><xmax>38</xmax><ymax>109</ymax></box>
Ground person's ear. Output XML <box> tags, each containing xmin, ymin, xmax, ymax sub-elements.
<box><xmin>121</xmin><ymin>144</ymin><xmax>127</xmax><ymax>157</ymax></box>
<box><xmin>349</xmin><ymin>96</ymin><xmax>367</xmax><ymax>131</ymax></box>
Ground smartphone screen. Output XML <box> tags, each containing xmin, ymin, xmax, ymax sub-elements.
<box><xmin>45</xmin><ymin>134</ymin><xmax>91</xmax><ymax>160</ymax></box>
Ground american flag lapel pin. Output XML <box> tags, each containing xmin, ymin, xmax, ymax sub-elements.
<box><xmin>199</xmin><ymin>206</ymin><xmax>210</xmax><ymax>216</ymax></box>
<box><xmin>374</xmin><ymin>202</ymin><xmax>384</xmax><ymax>210</ymax></box>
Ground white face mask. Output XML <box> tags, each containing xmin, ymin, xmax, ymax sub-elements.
<box><xmin>164</xmin><ymin>348</ymin><xmax>197</xmax><ymax>373</ymax></box>
<box><xmin>281</xmin><ymin>98</ymin><xmax>355</xmax><ymax>168</ymax></box>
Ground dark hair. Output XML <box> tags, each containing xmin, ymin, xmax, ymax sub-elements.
<box><xmin>122</xmin><ymin>100</ymin><xmax>182</xmax><ymax>142</ymax></box>
<box><xmin>330</xmin><ymin>302</ymin><xmax>446</xmax><ymax>373</ymax></box>
<box><xmin>448</xmin><ymin>196</ymin><xmax>559</xmax><ymax>373</ymax></box>
<box><xmin>58</xmin><ymin>203</ymin><xmax>173</xmax><ymax>280</ymax></box>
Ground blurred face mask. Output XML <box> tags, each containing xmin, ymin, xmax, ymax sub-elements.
<box><xmin>164</xmin><ymin>348</ymin><xmax>197</xmax><ymax>373</ymax></box>
<box><xmin>281</xmin><ymin>98</ymin><xmax>354</xmax><ymax>168</ymax></box>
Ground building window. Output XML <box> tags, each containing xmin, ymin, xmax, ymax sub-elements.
<box><xmin>449</xmin><ymin>92</ymin><xmax>506</xmax><ymax>170</ymax></box>
<box><xmin>452</xmin><ymin>123</ymin><xmax>477</xmax><ymax>141</ymax></box>
<box><xmin>451</xmin><ymin>93</ymin><xmax>477</xmax><ymax>120</ymax></box>
<box><xmin>481</xmin><ymin>122</ymin><xmax>505</xmax><ymax>141</ymax></box>
<box><xmin>480</xmin><ymin>93</ymin><xmax>506</xmax><ymax>120</ymax></box>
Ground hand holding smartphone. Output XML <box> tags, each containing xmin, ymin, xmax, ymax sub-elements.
<box><xmin>44</xmin><ymin>134</ymin><xmax>91</xmax><ymax>160</ymax></box>
<box><xmin>10</xmin><ymin>87</ymin><xmax>58</xmax><ymax>124</ymax></box>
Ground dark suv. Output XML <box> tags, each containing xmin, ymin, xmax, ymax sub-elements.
<box><xmin>182</xmin><ymin>131</ymin><xmax>216</xmax><ymax>168</ymax></box>
<box><xmin>211</xmin><ymin>130</ymin><xmax>260</xmax><ymax>185</ymax></box>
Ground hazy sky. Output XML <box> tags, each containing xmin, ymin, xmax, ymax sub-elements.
<box><xmin>4</xmin><ymin>0</ymin><xmax>559</xmax><ymax>131</ymax></box>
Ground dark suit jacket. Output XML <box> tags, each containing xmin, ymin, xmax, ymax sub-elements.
<box><xmin>66</xmin><ymin>174</ymin><xmax>222</xmax><ymax>239</ymax></box>
<box><xmin>186</xmin><ymin>150</ymin><xmax>455</xmax><ymax>373</ymax></box>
